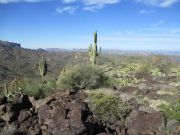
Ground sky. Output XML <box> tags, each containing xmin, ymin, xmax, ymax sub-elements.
<box><xmin>0</xmin><ymin>0</ymin><xmax>180</xmax><ymax>50</ymax></box>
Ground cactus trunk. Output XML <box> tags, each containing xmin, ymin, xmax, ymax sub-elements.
<box><xmin>88</xmin><ymin>31</ymin><xmax>101</xmax><ymax>66</ymax></box>
<box><xmin>39</xmin><ymin>53</ymin><xmax>47</xmax><ymax>82</ymax></box>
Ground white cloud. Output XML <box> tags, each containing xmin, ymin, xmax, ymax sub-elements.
<box><xmin>84</xmin><ymin>5</ymin><xmax>103</xmax><ymax>12</ymax></box>
<box><xmin>62</xmin><ymin>0</ymin><xmax>121</xmax><ymax>5</ymax></box>
<box><xmin>83</xmin><ymin>0</ymin><xmax>120</xmax><ymax>6</ymax></box>
<box><xmin>62</xmin><ymin>0</ymin><xmax>77</xmax><ymax>3</ymax></box>
<box><xmin>0</xmin><ymin>0</ymin><xmax>120</xmax><ymax>11</ymax></box>
<box><xmin>160</xmin><ymin>0</ymin><xmax>179</xmax><ymax>7</ymax></box>
<box><xmin>140</xmin><ymin>9</ymin><xmax>155</xmax><ymax>14</ymax></box>
<box><xmin>56</xmin><ymin>6</ymin><xmax>78</xmax><ymax>14</ymax></box>
<box><xmin>1</xmin><ymin>0</ymin><xmax>179</xmax><ymax>10</ymax></box>
<box><xmin>83</xmin><ymin>0</ymin><xmax>120</xmax><ymax>11</ymax></box>
<box><xmin>135</xmin><ymin>0</ymin><xmax>179</xmax><ymax>7</ymax></box>
<box><xmin>61</xmin><ymin>0</ymin><xmax>121</xmax><ymax>11</ymax></box>
<box><xmin>0</xmin><ymin>0</ymin><xmax>50</xmax><ymax>4</ymax></box>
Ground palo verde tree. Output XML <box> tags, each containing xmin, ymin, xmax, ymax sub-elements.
<box><xmin>39</xmin><ymin>53</ymin><xmax>47</xmax><ymax>82</ymax></box>
<box><xmin>88</xmin><ymin>31</ymin><xmax>101</xmax><ymax>66</ymax></box>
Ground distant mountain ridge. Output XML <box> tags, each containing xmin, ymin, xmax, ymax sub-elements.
<box><xmin>1</xmin><ymin>40</ymin><xmax>179</xmax><ymax>55</ymax></box>
<box><xmin>0</xmin><ymin>40</ymin><xmax>21</xmax><ymax>48</ymax></box>
<box><xmin>46</xmin><ymin>48</ymin><xmax>180</xmax><ymax>56</ymax></box>
<box><xmin>0</xmin><ymin>40</ymin><xmax>88</xmax><ymax>86</ymax></box>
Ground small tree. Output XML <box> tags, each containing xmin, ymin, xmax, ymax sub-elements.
<box><xmin>88</xmin><ymin>31</ymin><xmax>101</xmax><ymax>66</ymax></box>
<box><xmin>39</xmin><ymin>53</ymin><xmax>47</xmax><ymax>82</ymax></box>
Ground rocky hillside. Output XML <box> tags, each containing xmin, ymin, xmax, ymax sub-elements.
<box><xmin>0</xmin><ymin>40</ymin><xmax>89</xmax><ymax>85</ymax></box>
<box><xmin>0</xmin><ymin>40</ymin><xmax>21</xmax><ymax>48</ymax></box>
<box><xmin>0</xmin><ymin>91</ymin><xmax>179</xmax><ymax>135</ymax></box>
<box><xmin>0</xmin><ymin>40</ymin><xmax>41</xmax><ymax>83</ymax></box>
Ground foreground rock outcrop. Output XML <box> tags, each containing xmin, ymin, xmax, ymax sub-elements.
<box><xmin>0</xmin><ymin>92</ymin><xmax>105</xmax><ymax>135</ymax></box>
<box><xmin>0</xmin><ymin>92</ymin><xmax>179</xmax><ymax>135</ymax></box>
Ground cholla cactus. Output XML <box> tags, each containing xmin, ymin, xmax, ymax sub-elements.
<box><xmin>4</xmin><ymin>83</ymin><xmax>14</xmax><ymax>100</ymax></box>
<box><xmin>39</xmin><ymin>53</ymin><xmax>47</xmax><ymax>82</ymax></box>
<box><xmin>88</xmin><ymin>31</ymin><xmax>101</xmax><ymax>66</ymax></box>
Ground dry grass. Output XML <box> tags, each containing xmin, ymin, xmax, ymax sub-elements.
<box><xmin>85</xmin><ymin>88</ymin><xmax>118</xmax><ymax>96</ymax></box>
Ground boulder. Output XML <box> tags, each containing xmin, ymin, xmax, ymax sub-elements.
<box><xmin>17</xmin><ymin>109</ymin><xmax>32</xmax><ymax>123</ymax></box>
<box><xmin>166</xmin><ymin>119</ymin><xmax>180</xmax><ymax>135</ymax></box>
<box><xmin>126</xmin><ymin>110</ymin><xmax>166</xmax><ymax>135</ymax></box>
<box><xmin>0</xmin><ymin>96</ymin><xmax>7</xmax><ymax>105</ymax></box>
<box><xmin>37</xmin><ymin>92</ymin><xmax>88</xmax><ymax>135</ymax></box>
<box><xmin>1</xmin><ymin>103</ymin><xmax>14</xmax><ymax>122</ymax></box>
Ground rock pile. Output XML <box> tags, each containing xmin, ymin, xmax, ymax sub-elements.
<box><xmin>0</xmin><ymin>92</ymin><xmax>179</xmax><ymax>135</ymax></box>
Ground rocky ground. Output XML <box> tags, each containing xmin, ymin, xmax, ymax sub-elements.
<box><xmin>0</xmin><ymin>90</ymin><xmax>179</xmax><ymax>135</ymax></box>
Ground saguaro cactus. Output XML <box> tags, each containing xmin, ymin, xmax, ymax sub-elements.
<box><xmin>88</xmin><ymin>31</ymin><xmax>101</xmax><ymax>66</ymax></box>
<box><xmin>39</xmin><ymin>53</ymin><xmax>47</xmax><ymax>82</ymax></box>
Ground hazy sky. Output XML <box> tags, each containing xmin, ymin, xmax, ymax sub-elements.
<box><xmin>0</xmin><ymin>0</ymin><xmax>180</xmax><ymax>50</ymax></box>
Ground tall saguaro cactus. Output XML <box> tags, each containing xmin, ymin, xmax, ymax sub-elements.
<box><xmin>88</xmin><ymin>31</ymin><xmax>101</xmax><ymax>66</ymax></box>
<box><xmin>39</xmin><ymin>53</ymin><xmax>47</xmax><ymax>82</ymax></box>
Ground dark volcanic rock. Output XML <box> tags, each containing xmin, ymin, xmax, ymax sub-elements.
<box><xmin>0</xmin><ymin>96</ymin><xmax>7</xmax><ymax>105</ymax></box>
<box><xmin>37</xmin><ymin>91</ymin><xmax>103</xmax><ymax>135</ymax></box>
<box><xmin>126</xmin><ymin>110</ymin><xmax>167</xmax><ymax>135</ymax></box>
<box><xmin>0</xmin><ymin>92</ymin><xmax>106</xmax><ymax>135</ymax></box>
<box><xmin>0</xmin><ymin>92</ymin><xmax>178</xmax><ymax>135</ymax></box>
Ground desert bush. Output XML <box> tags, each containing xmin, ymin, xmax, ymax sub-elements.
<box><xmin>2</xmin><ymin>77</ymin><xmax>27</xmax><ymax>100</ymax></box>
<box><xmin>56</xmin><ymin>65</ymin><xmax>107</xmax><ymax>90</ymax></box>
<box><xmin>46</xmin><ymin>81</ymin><xmax>56</xmax><ymax>90</ymax></box>
<box><xmin>99</xmin><ymin>63</ymin><xmax>141</xmax><ymax>87</ymax></box>
<box><xmin>23</xmin><ymin>78</ymin><xmax>55</xmax><ymax>98</ymax></box>
<box><xmin>152</xmin><ymin>56</ymin><xmax>172</xmax><ymax>75</ymax></box>
<box><xmin>135</xmin><ymin>64</ymin><xmax>151</xmax><ymax>79</ymax></box>
<box><xmin>23</xmin><ymin>81</ymin><xmax>43</xmax><ymax>98</ymax></box>
<box><xmin>150</xmin><ymin>67</ymin><xmax>164</xmax><ymax>77</ymax></box>
<box><xmin>171</xmin><ymin>67</ymin><xmax>180</xmax><ymax>77</ymax></box>
<box><xmin>158</xmin><ymin>98</ymin><xmax>180</xmax><ymax>121</ymax></box>
<box><xmin>5</xmin><ymin>76</ymin><xmax>26</xmax><ymax>94</ymax></box>
<box><xmin>87</xmin><ymin>92</ymin><xmax>132</xmax><ymax>124</ymax></box>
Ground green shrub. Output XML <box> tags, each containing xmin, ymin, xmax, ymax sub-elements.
<box><xmin>99</xmin><ymin>63</ymin><xmax>141</xmax><ymax>86</ymax></box>
<box><xmin>152</xmin><ymin>56</ymin><xmax>172</xmax><ymax>76</ymax></box>
<box><xmin>158</xmin><ymin>100</ymin><xmax>180</xmax><ymax>121</ymax></box>
<box><xmin>46</xmin><ymin>80</ymin><xmax>56</xmax><ymax>90</ymax></box>
<box><xmin>23</xmin><ymin>82</ymin><xmax>43</xmax><ymax>98</ymax></box>
<box><xmin>56</xmin><ymin>65</ymin><xmax>107</xmax><ymax>90</ymax></box>
<box><xmin>23</xmin><ymin>78</ymin><xmax>55</xmax><ymax>98</ymax></box>
<box><xmin>5</xmin><ymin>77</ymin><xmax>26</xmax><ymax>95</ymax></box>
<box><xmin>171</xmin><ymin>67</ymin><xmax>180</xmax><ymax>77</ymax></box>
<box><xmin>87</xmin><ymin>92</ymin><xmax>132</xmax><ymax>124</ymax></box>
<box><xmin>3</xmin><ymin>77</ymin><xmax>27</xmax><ymax>100</ymax></box>
<box><xmin>135</xmin><ymin>64</ymin><xmax>151</xmax><ymax>79</ymax></box>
